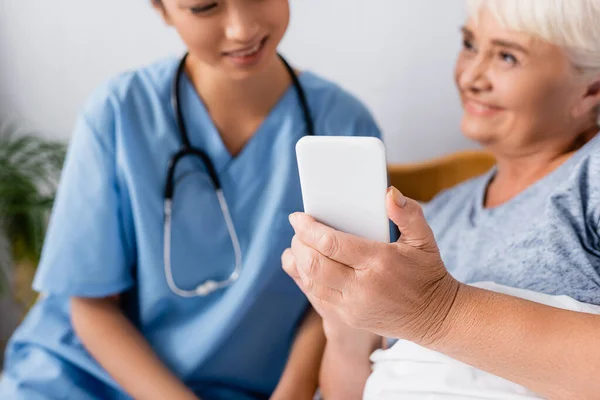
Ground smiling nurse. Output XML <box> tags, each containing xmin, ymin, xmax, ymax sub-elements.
<box><xmin>0</xmin><ymin>1</ymin><xmax>382</xmax><ymax>399</ymax></box>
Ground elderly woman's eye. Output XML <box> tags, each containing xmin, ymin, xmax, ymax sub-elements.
<box><xmin>462</xmin><ymin>38</ymin><xmax>476</xmax><ymax>52</ymax></box>
<box><xmin>500</xmin><ymin>52</ymin><xmax>518</xmax><ymax>65</ymax></box>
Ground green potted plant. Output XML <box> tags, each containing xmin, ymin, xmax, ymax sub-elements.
<box><xmin>0</xmin><ymin>121</ymin><xmax>66</xmax><ymax>361</ymax></box>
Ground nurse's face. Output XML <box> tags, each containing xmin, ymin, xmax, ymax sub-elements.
<box><xmin>454</xmin><ymin>8</ymin><xmax>600</xmax><ymax>155</ymax></box>
<box><xmin>155</xmin><ymin>0</ymin><xmax>290</xmax><ymax>79</ymax></box>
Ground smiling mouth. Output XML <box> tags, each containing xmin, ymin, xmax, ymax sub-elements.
<box><xmin>222</xmin><ymin>36</ymin><xmax>268</xmax><ymax>58</ymax></box>
<box><xmin>464</xmin><ymin>98</ymin><xmax>504</xmax><ymax>116</ymax></box>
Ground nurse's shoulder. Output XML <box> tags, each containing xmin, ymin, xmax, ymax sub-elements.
<box><xmin>77</xmin><ymin>57</ymin><xmax>179</xmax><ymax>140</ymax></box>
<box><xmin>300</xmin><ymin>72</ymin><xmax>382</xmax><ymax>138</ymax></box>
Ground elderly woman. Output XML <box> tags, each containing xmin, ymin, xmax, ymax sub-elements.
<box><xmin>283</xmin><ymin>0</ymin><xmax>600</xmax><ymax>398</ymax></box>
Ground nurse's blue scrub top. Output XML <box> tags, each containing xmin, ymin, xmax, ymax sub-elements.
<box><xmin>0</xmin><ymin>58</ymin><xmax>382</xmax><ymax>400</ymax></box>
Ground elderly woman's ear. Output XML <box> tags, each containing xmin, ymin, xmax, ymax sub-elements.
<box><xmin>572</xmin><ymin>78</ymin><xmax>600</xmax><ymax>122</ymax></box>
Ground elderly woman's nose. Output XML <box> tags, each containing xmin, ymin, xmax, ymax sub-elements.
<box><xmin>459</xmin><ymin>57</ymin><xmax>492</xmax><ymax>93</ymax></box>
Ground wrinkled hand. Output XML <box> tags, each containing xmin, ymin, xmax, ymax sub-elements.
<box><xmin>282</xmin><ymin>248</ymin><xmax>379</xmax><ymax>352</ymax></box>
<box><xmin>282</xmin><ymin>187</ymin><xmax>460</xmax><ymax>345</ymax></box>
<box><xmin>282</xmin><ymin>246</ymin><xmax>345</xmax><ymax>334</ymax></box>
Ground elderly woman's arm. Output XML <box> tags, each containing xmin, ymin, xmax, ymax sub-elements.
<box><xmin>429</xmin><ymin>285</ymin><xmax>600</xmax><ymax>400</ymax></box>
<box><xmin>284</xmin><ymin>188</ymin><xmax>600</xmax><ymax>400</ymax></box>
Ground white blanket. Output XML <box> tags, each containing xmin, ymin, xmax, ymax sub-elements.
<box><xmin>363</xmin><ymin>282</ymin><xmax>600</xmax><ymax>400</ymax></box>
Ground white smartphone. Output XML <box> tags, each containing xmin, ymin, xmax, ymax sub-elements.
<box><xmin>296</xmin><ymin>136</ymin><xmax>391</xmax><ymax>243</ymax></box>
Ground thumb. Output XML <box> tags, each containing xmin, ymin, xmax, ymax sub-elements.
<box><xmin>386</xmin><ymin>186</ymin><xmax>437</xmax><ymax>251</ymax></box>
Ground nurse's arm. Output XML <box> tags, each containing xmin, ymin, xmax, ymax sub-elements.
<box><xmin>270</xmin><ymin>308</ymin><xmax>326</xmax><ymax>400</ymax></box>
<box><xmin>318</xmin><ymin>332</ymin><xmax>382</xmax><ymax>400</ymax></box>
<box><xmin>71</xmin><ymin>296</ymin><xmax>200</xmax><ymax>400</ymax></box>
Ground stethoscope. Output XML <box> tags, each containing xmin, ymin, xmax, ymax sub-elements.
<box><xmin>163</xmin><ymin>52</ymin><xmax>314</xmax><ymax>297</ymax></box>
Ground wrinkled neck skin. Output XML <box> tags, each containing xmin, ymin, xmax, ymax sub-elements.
<box><xmin>484</xmin><ymin>123</ymin><xmax>599</xmax><ymax>208</ymax></box>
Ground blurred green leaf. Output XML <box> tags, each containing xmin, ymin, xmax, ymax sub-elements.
<box><xmin>0</xmin><ymin>121</ymin><xmax>67</xmax><ymax>295</ymax></box>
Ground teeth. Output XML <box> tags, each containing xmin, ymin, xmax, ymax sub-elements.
<box><xmin>229</xmin><ymin>42</ymin><xmax>262</xmax><ymax>57</ymax></box>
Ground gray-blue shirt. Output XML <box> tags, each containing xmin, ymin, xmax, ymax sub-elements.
<box><xmin>424</xmin><ymin>133</ymin><xmax>600</xmax><ymax>305</ymax></box>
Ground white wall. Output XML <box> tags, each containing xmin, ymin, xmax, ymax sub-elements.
<box><xmin>0</xmin><ymin>0</ymin><xmax>478</xmax><ymax>163</ymax></box>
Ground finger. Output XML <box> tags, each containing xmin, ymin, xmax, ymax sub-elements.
<box><xmin>283</xmin><ymin>248</ymin><xmax>338</xmax><ymax>318</ymax></box>
<box><xmin>282</xmin><ymin>248</ymin><xmax>302</xmax><ymax>283</ymax></box>
<box><xmin>296</xmin><ymin>265</ymin><xmax>344</xmax><ymax>306</ymax></box>
<box><xmin>291</xmin><ymin>236</ymin><xmax>355</xmax><ymax>294</ymax></box>
<box><xmin>282</xmin><ymin>248</ymin><xmax>314</xmax><ymax>298</ymax></box>
<box><xmin>289</xmin><ymin>212</ymin><xmax>381</xmax><ymax>270</ymax></box>
<box><xmin>386</xmin><ymin>187</ymin><xmax>437</xmax><ymax>251</ymax></box>
<box><xmin>290</xmin><ymin>237</ymin><xmax>345</xmax><ymax>306</ymax></box>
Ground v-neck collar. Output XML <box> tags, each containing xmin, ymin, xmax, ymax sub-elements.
<box><xmin>178</xmin><ymin>71</ymin><xmax>307</xmax><ymax>174</ymax></box>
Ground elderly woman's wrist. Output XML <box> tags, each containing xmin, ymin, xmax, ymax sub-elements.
<box><xmin>406</xmin><ymin>273</ymin><xmax>462</xmax><ymax>348</ymax></box>
<box><xmin>425</xmin><ymin>282</ymin><xmax>488</xmax><ymax>353</ymax></box>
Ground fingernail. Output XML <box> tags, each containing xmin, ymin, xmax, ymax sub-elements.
<box><xmin>389</xmin><ymin>187</ymin><xmax>407</xmax><ymax>208</ymax></box>
<box><xmin>289</xmin><ymin>213</ymin><xmax>297</xmax><ymax>225</ymax></box>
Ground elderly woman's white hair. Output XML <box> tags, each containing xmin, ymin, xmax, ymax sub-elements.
<box><xmin>467</xmin><ymin>0</ymin><xmax>600</xmax><ymax>122</ymax></box>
